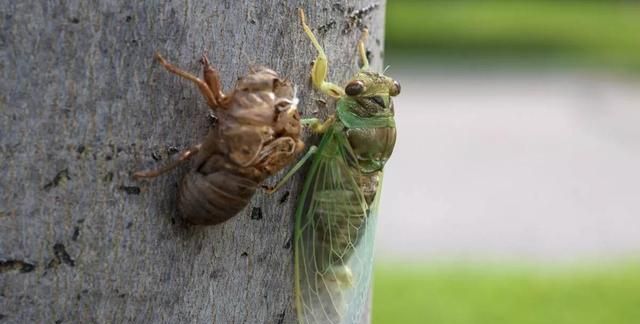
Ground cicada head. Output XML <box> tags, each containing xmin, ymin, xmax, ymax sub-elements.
<box><xmin>341</xmin><ymin>71</ymin><xmax>401</xmax><ymax>118</ymax></box>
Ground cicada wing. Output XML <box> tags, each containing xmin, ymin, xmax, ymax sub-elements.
<box><xmin>342</xmin><ymin>172</ymin><xmax>383</xmax><ymax>324</ymax></box>
<box><xmin>295</xmin><ymin>130</ymin><xmax>383</xmax><ymax>324</ymax></box>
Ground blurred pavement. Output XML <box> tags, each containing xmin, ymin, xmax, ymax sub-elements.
<box><xmin>377</xmin><ymin>67</ymin><xmax>640</xmax><ymax>262</ymax></box>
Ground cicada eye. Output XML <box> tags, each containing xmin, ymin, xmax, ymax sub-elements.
<box><xmin>345</xmin><ymin>80</ymin><xmax>365</xmax><ymax>96</ymax></box>
<box><xmin>390</xmin><ymin>80</ymin><xmax>401</xmax><ymax>97</ymax></box>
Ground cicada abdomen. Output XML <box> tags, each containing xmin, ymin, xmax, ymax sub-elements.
<box><xmin>134</xmin><ymin>53</ymin><xmax>304</xmax><ymax>225</ymax></box>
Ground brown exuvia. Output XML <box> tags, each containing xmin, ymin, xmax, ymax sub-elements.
<box><xmin>134</xmin><ymin>53</ymin><xmax>304</xmax><ymax>225</ymax></box>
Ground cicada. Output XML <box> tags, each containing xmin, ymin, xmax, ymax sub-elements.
<box><xmin>134</xmin><ymin>53</ymin><xmax>304</xmax><ymax>225</ymax></box>
<box><xmin>267</xmin><ymin>9</ymin><xmax>400</xmax><ymax>323</ymax></box>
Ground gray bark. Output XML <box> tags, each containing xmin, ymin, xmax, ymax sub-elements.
<box><xmin>0</xmin><ymin>1</ymin><xmax>385</xmax><ymax>323</ymax></box>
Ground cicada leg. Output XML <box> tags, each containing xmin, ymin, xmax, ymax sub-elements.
<box><xmin>133</xmin><ymin>144</ymin><xmax>201</xmax><ymax>179</ymax></box>
<box><xmin>327</xmin><ymin>264</ymin><xmax>354</xmax><ymax>288</ymax></box>
<box><xmin>262</xmin><ymin>145</ymin><xmax>318</xmax><ymax>194</ymax></box>
<box><xmin>357</xmin><ymin>28</ymin><xmax>370</xmax><ymax>71</ymax></box>
<box><xmin>154</xmin><ymin>53</ymin><xmax>219</xmax><ymax>109</ymax></box>
<box><xmin>199</xmin><ymin>53</ymin><xmax>227</xmax><ymax>105</ymax></box>
<box><xmin>298</xmin><ymin>8</ymin><xmax>345</xmax><ymax>98</ymax></box>
<box><xmin>261</xmin><ymin>113</ymin><xmax>337</xmax><ymax>193</ymax></box>
<box><xmin>302</xmin><ymin>115</ymin><xmax>335</xmax><ymax>134</ymax></box>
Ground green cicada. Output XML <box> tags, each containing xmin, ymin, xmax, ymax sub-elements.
<box><xmin>267</xmin><ymin>9</ymin><xmax>400</xmax><ymax>323</ymax></box>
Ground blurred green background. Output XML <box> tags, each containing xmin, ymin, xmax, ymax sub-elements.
<box><xmin>385</xmin><ymin>0</ymin><xmax>640</xmax><ymax>71</ymax></box>
<box><xmin>374</xmin><ymin>262</ymin><xmax>640</xmax><ymax>324</ymax></box>
<box><xmin>374</xmin><ymin>1</ymin><xmax>640</xmax><ymax>323</ymax></box>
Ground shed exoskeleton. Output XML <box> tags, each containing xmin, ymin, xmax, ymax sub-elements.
<box><xmin>134</xmin><ymin>53</ymin><xmax>304</xmax><ymax>225</ymax></box>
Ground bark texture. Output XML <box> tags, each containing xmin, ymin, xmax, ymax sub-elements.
<box><xmin>0</xmin><ymin>1</ymin><xmax>385</xmax><ymax>323</ymax></box>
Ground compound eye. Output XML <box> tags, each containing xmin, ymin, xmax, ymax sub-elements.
<box><xmin>345</xmin><ymin>80</ymin><xmax>365</xmax><ymax>96</ymax></box>
<box><xmin>390</xmin><ymin>80</ymin><xmax>401</xmax><ymax>96</ymax></box>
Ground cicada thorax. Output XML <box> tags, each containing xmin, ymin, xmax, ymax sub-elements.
<box><xmin>177</xmin><ymin>67</ymin><xmax>304</xmax><ymax>225</ymax></box>
<box><xmin>346</xmin><ymin>125</ymin><xmax>396</xmax><ymax>208</ymax></box>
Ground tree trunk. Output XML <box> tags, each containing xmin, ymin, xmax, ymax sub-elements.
<box><xmin>0</xmin><ymin>1</ymin><xmax>385</xmax><ymax>323</ymax></box>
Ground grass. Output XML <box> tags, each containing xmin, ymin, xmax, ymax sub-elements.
<box><xmin>386</xmin><ymin>1</ymin><xmax>640</xmax><ymax>70</ymax></box>
<box><xmin>373</xmin><ymin>262</ymin><xmax>640</xmax><ymax>324</ymax></box>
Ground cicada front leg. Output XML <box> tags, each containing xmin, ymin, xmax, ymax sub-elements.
<box><xmin>154</xmin><ymin>53</ymin><xmax>222</xmax><ymax>109</ymax></box>
<box><xmin>261</xmin><ymin>115</ymin><xmax>335</xmax><ymax>194</ymax></box>
<box><xmin>302</xmin><ymin>115</ymin><xmax>336</xmax><ymax>134</ymax></box>
<box><xmin>298</xmin><ymin>8</ymin><xmax>345</xmax><ymax>98</ymax></box>
<box><xmin>357</xmin><ymin>28</ymin><xmax>370</xmax><ymax>71</ymax></box>
<box><xmin>199</xmin><ymin>53</ymin><xmax>227</xmax><ymax>105</ymax></box>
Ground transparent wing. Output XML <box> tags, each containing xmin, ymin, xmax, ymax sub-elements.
<box><xmin>343</xmin><ymin>171</ymin><xmax>383</xmax><ymax>324</ymax></box>
<box><xmin>294</xmin><ymin>127</ymin><xmax>383</xmax><ymax>324</ymax></box>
